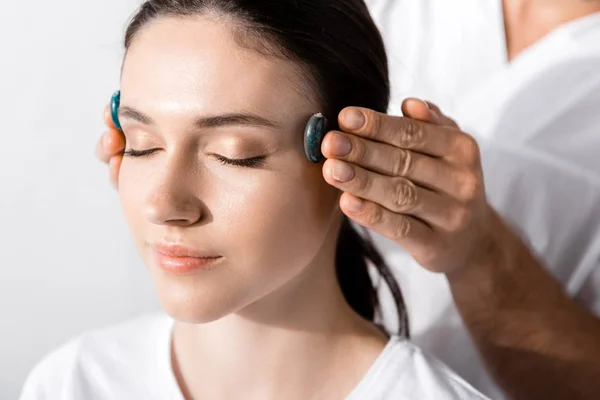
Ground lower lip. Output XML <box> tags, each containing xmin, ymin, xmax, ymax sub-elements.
<box><xmin>154</xmin><ymin>252</ymin><xmax>223</xmax><ymax>275</ymax></box>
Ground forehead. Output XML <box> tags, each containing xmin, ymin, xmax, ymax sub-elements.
<box><xmin>120</xmin><ymin>16</ymin><xmax>318</xmax><ymax>119</ymax></box>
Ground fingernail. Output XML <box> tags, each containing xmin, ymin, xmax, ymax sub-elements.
<box><xmin>342</xmin><ymin>109</ymin><xmax>365</xmax><ymax>131</ymax></box>
<box><xmin>332</xmin><ymin>160</ymin><xmax>355</xmax><ymax>182</ymax></box>
<box><xmin>422</xmin><ymin>100</ymin><xmax>431</xmax><ymax>110</ymax></box>
<box><xmin>345</xmin><ymin>196</ymin><xmax>365</xmax><ymax>213</ymax></box>
<box><xmin>330</xmin><ymin>133</ymin><xmax>352</xmax><ymax>156</ymax></box>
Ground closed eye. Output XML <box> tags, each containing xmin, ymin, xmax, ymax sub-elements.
<box><xmin>214</xmin><ymin>155</ymin><xmax>266</xmax><ymax>168</ymax></box>
<box><xmin>123</xmin><ymin>148</ymin><xmax>266</xmax><ymax>168</ymax></box>
<box><xmin>123</xmin><ymin>148</ymin><xmax>159</xmax><ymax>158</ymax></box>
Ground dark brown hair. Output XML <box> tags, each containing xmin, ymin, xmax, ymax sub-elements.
<box><xmin>124</xmin><ymin>0</ymin><xmax>409</xmax><ymax>337</ymax></box>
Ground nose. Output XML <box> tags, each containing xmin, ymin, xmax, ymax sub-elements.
<box><xmin>143</xmin><ymin>161</ymin><xmax>204</xmax><ymax>227</ymax></box>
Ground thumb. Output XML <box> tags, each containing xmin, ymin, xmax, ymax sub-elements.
<box><xmin>401</xmin><ymin>98</ymin><xmax>458</xmax><ymax>128</ymax></box>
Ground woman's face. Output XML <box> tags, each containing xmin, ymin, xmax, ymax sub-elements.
<box><xmin>119</xmin><ymin>16</ymin><xmax>341</xmax><ymax>323</ymax></box>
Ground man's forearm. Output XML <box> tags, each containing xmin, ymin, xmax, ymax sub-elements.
<box><xmin>447</xmin><ymin>210</ymin><xmax>600</xmax><ymax>400</ymax></box>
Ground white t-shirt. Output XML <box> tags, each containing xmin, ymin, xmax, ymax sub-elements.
<box><xmin>20</xmin><ymin>2</ymin><xmax>600</xmax><ymax>399</ymax></box>
<box><xmin>19</xmin><ymin>313</ymin><xmax>489</xmax><ymax>400</ymax></box>
<box><xmin>365</xmin><ymin>1</ymin><xmax>600</xmax><ymax>399</ymax></box>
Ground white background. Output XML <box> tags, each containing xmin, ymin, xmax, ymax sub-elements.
<box><xmin>0</xmin><ymin>1</ymin><xmax>161</xmax><ymax>398</ymax></box>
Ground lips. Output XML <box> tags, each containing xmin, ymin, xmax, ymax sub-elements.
<box><xmin>151</xmin><ymin>242</ymin><xmax>223</xmax><ymax>275</ymax></box>
<box><xmin>153</xmin><ymin>242</ymin><xmax>220</xmax><ymax>258</ymax></box>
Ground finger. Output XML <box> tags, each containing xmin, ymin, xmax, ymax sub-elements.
<box><xmin>339</xmin><ymin>192</ymin><xmax>435</xmax><ymax>248</ymax></box>
<box><xmin>421</xmin><ymin>101</ymin><xmax>450</xmax><ymax>122</ymax></box>
<box><xmin>321</xmin><ymin>130</ymin><xmax>457</xmax><ymax>194</ymax></box>
<box><xmin>401</xmin><ymin>98</ymin><xmax>459</xmax><ymax>128</ymax></box>
<box><xmin>424</xmin><ymin>101</ymin><xmax>459</xmax><ymax>128</ymax></box>
<box><xmin>109</xmin><ymin>155</ymin><xmax>122</xmax><ymax>190</ymax></box>
<box><xmin>96</xmin><ymin>134</ymin><xmax>111</xmax><ymax>164</ymax></box>
<box><xmin>401</xmin><ymin>98</ymin><xmax>432</xmax><ymax>121</ymax></box>
<box><xmin>323</xmin><ymin>159</ymin><xmax>461</xmax><ymax>228</ymax></box>
<box><xmin>96</xmin><ymin>129</ymin><xmax>126</xmax><ymax>164</ymax></box>
<box><xmin>105</xmin><ymin>127</ymin><xmax>126</xmax><ymax>154</ymax></box>
<box><xmin>104</xmin><ymin>104</ymin><xmax>117</xmax><ymax>130</ymax></box>
<box><xmin>338</xmin><ymin>106</ymin><xmax>460</xmax><ymax>157</ymax></box>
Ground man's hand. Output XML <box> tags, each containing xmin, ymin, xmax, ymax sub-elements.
<box><xmin>96</xmin><ymin>105</ymin><xmax>126</xmax><ymax>189</ymax></box>
<box><xmin>321</xmin><ymin>98</ymin><xmax>497</xmax><ymax>275</ymax></box>
<box><xmin>322</xmin><ymin>100</ymin><xmax>600</xmax><ymax>400</ymax></box>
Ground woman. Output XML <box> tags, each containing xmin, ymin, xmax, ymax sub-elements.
<box><xmin>21</xmin><ymin>1</ymin><xmax>488</xmax><ymax>399</ymax></box>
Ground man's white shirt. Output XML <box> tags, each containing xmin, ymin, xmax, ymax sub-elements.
<box><xmin>366</xmin><ymin>1</ymin><xmax>600</xmax><ymax>398</ymax></box>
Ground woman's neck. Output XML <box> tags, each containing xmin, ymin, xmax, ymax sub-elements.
<box><xmin>503</xmin><ymin>0</ymin><xmax>600</xmax><ymax>60</ymax></box>
<box><xmin>171</xmin><ymin>231</ymin><xmax>388</xmax><ymax>400</ymax></box>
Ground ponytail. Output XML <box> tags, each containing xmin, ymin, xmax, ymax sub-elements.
<box><xmin>335</xmin><ymin>216</ymin><xmax>409</xmax><ymax>338</ymax></box>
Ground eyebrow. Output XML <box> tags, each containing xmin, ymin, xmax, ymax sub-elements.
<box><xmin>118</xmin><ymin>106</ymin><xmax>278</xmax><ymax>129</ymax></box>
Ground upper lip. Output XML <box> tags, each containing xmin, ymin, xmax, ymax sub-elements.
<box><xmin>152</xmin><ymin>242</ymin><xmax>221</xmax><ymax>259</ymax></box>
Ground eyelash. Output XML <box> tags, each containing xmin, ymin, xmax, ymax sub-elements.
<box><xmin>214</xmin><ymin>155</ymin><xmax>266</xmax><ymax>168</ymax></box>
<box><xmin>123</xmin><ymin>149</ymin><xmax>158</xmax><ymax>158</ymax></box>
<box><xmin>122</xmin><ymin>149</ymin><xmax>266</xmax><ymax>168</ymax></box>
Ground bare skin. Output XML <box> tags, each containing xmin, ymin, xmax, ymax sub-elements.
<box><xmin>97</xmin><ymin>2</ymin><xmax>600</xmax><ymax>400</ymax></box>
<box><xmin>116</xmin><ymin>16</ymin><xmax>387</xmax><ymax>400</ymax></box>
<box><xmin>503</xmin><ymin>0</ymin><xmax>600</xmax><ymax>60</ymax></box>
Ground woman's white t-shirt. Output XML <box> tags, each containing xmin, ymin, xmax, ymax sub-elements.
<box><xmin>20</xmin><ymin>313</ymin><xmax>489</xmax><ymax>400</ymax></box>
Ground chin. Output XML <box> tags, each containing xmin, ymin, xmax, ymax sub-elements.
<box><xmin>162</xmin><ymin>302</ymin><xmax>230</xmax><ymax>325</ymax></box>
<box><xmin>153</xmin><ymin>277</ymin><xmax>243</xmax><ymax>324</ymax></box>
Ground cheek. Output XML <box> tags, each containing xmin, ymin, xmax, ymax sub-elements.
<box><xmin>115</xmin><ymin>155</ymin><xmax>340</xmax><ymax>320</ymax></box>
<box><xmin>211</xmin><ymin>158</ymin><xmax>340</xmax><ymax>277</ymax></box>
<box><xmin>117</xmin><ymin>161</ymin><xmax>154</xmax><ymax>240</ymax></box>
<box><xmin>117</xmin><ymin>154</ymin><xmax>340</xmax><ymax>289</ymax></box>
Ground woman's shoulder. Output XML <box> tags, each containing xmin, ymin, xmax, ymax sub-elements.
<box><xmin>19</xmin><ymin>312</ymin><xmax>175</xmax><ymax>400</ymax></box>
<box><xmin>348</xmin><ymin>337</ymin><xmax>491</xmax><ymax>400</ymax></box>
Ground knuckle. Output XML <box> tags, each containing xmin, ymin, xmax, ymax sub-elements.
<box><xmin>350</xmin><ymin>136</ymin><xmax>367</xmax><ymax>163</ymax></box>
<box><xmin>399</xmin><ymin>119</ymin><xmax>423</xmax><ymax>147</ymax></box>
<box><xmin>362</xmin><ymin>110</ymin><xmax>382</xmax><ymax>139</ymax></box>
<box><xmin>459</xmin><ymin>172</ymin><xmax>480</xmax><ymax>200</ymax></box>
<box><xmin>447</xmin><ymin>116</ymin><xmax>459</xmax><ymax>128</ymax></box>
<box><xmin>392</xmin><ymin>179</ymin><xmax>418</xmax><ymax>211</ymax></box>
<box><xmin>392</xmin><ymin>216</ymin><xmax>411</xmax><ymax>241</ymax></box>
<box><xmin>449</xmin><ymin>207</ymin><xmax>471</xmax><ymax>231</ymax></box>
<box><xmin>367</xmin><ymin>204</ymin><xmax>384</xmax><ymax>226</ymax></box>
<box><xmin>416</xmin><ymin>247</ymin><xmax>438</xmax><ymax>267</ymax></box>
<box><xmin>459</xmin><ymin>135</ymin><xmax>481</xmax><ymax>165</ymax></box>
<box><xmin>391</xmin><ymin>149</ymin><xmax>413</xmax><ymax>177</ymax></box>
<box><xmin>354</xmin><ymin>172</ymin><xmax>371</xmax><ymax>194</ymax></box>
